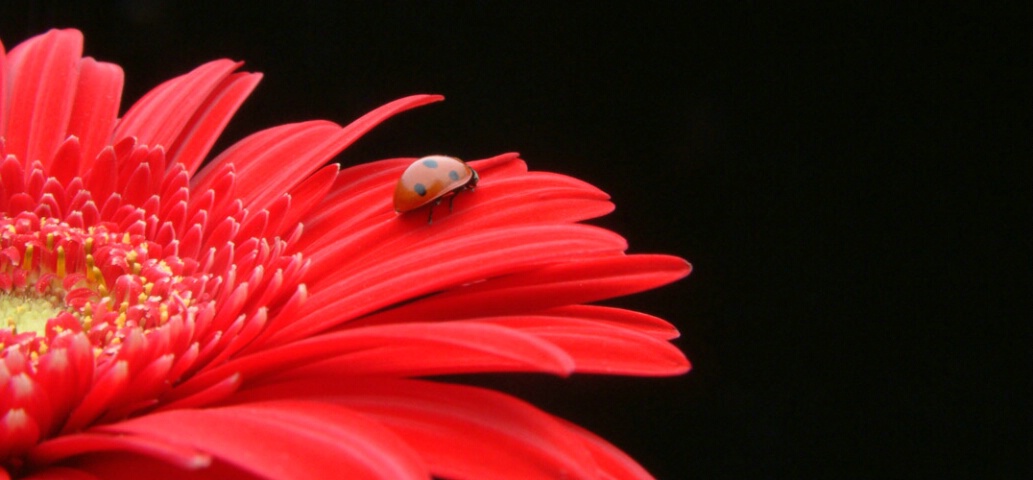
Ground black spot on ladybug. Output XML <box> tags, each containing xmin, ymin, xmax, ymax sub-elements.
<box><xmin>414</xmin><ymin>183</ymin><xmax>427</xmax><ymax>196</ymax></box>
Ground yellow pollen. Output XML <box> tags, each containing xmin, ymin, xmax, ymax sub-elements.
<box><xmin>0</xmin><ymin>293</ymin><xmax>63</xmax><ymax>334</ymax></box>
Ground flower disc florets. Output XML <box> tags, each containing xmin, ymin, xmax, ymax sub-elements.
<box><xmin>1</xmin><ymin>214</ymin><xmax>203</xmax><ymax>361</ymax></box>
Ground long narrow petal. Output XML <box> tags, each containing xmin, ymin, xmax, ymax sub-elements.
<box><xmin>230</xmin><ymin>379</ymin><xmax>609</xmax><ymax>480</ymax></box>
<box><xmin>256</xmin><ymin>314</ymin><xmax>686</xmax><ymax>379</ymax></box>
<box><xmin>554</xmin><ymin>417</ymin><xmax>656</xmax><ymax>480</ymax></box>
<box><xmin>267</xmin><ymin>224</ymin><xmax>627</xmax><ymax>344</ymax></box>
<box><xmin>474</xmin><ymin>316</ymin><xmax>690</xmax><ymax>375</ymax></box>
<box><xmin>112</xmin><ymin>60</ymin><xmax>242</xmax><ymax>152</ymax></box>
<box><xmin>192</xmin><ymin>95</ymin><xmax>443</xmax><ymax>212</ymax></box>
<box><xmin>96</xmin><ymin>401</ymin><xmax>428</xmax><ymax>479</ymax></box>
<box><xmin>165</xmin><ymin>71</ymin><xmax>262</xmax><ymax>175</ymax></box>
<box><xmin>298</xmin><ymin>154</ymin><xmax>614</xmax><ymax>254</ymax></box>
<box><xmin>542</xmin><ymin>305</ymin><xmax>685</xmax><ymax>340</ymax></box>
<box><xmin>353</xmin><ymin>254</ymin><xmax>691</xmax><ymax>325</ymax></box>
<box><xmin>3</xmin><ymin>29</ymin><xmax>82</xmax><ymax>167</ymax></box>
<box><xmin>65</xmin><ymin>58</ymin><xmax>123</xmax><ymax>169</ymax></box>
<box><xmin>67</xmin><ymin>455</ymin><xmax>249</xmax><ymax>480</ymax></box>
<box><xmin>0</xmin><ymin>35</ymin><xmax>8</xmax><ymax>134</ymax></box>
<box><xmin>29</xmin><ymin>432</ymin><xmax>210</xmax><ymax>471</ymax></box>
<box><xmin>204</xmin><ymin>321</ymin><xmax>575</xmax><ymax>387</ymax></box>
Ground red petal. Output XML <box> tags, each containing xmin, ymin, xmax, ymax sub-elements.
<box><xmin>355</xmin><ymin>254</ymin><xmax>691</xmax><ymax>324</ymax></box>
<box><xmin>190</xmin><ymin>121</ymin><xmax>338</xmax><ymax>207</ymax></box>
<box><xmin>29</xmin><ymin>432</ymin><xmax>210</xmax><ymax>471</ymax></box>
<box><xmin>4</xmin><ymin>29</ymin><xmax>82</xmax><ymax>167</ymax></box>
<box><xmin>0</xmin><ymin>35</ymin><xmax>8</xmax><ymax>134</ymax></box>
<box><xmin>97</xmin><ymin>401</ymin><xmax>428</xmax><ymax>479</ymax></box>
<box><xmin>554</xmin><ymin>417</ymin><xmax>657</xmax><ymax>480</ymax></box>
<box><xmin>48</xmin><ymin>137</ymin><xmax>81</xmax><ymax>186</ymax></box>
<box><xmin>273</xmin><ymin>163</ymin><xmax>339</xmax><ymax>238</ymax></box>
<box><xmin>298</xmin><ymin>154</ymin><xmax>614</xmax><ymax>254</ymax></box>
<box><xmin>232</xmin><ymin>379</ymin><xmax>601</xmax><ymax>480</ymax></box>
<box><xmin>65</xmin><ymin>57</ymin><xmax>123</xmax><ymax>168</ymax></box>
<box><xmin>165</xmin><ymin>72</ymin><xmax>262</xmax><ymax>175</ymax></box>
<box><xmin>274</xmin><ymin>224</ymin><xmax>627</xmax><ymax>343</ymax></box>
<box><xmin>475</xmin><ymin>315</ymin><xmax>690</xmax><ymax>376</ymax></box>
<box><xmin>61</xmin><ymin>361</ymin><xmax>128</xmax><ymax>434</ymax></box>
<box><xmin>193</xmin><ymin>95</ymin><xmax>443</xmax><ymax>212</ymax></box>
<box><xmin>544</xmin><ymin>305</ymin><xmax>684</xmax><ymax>340</ymax></box>
<box><xmin>81</xmin><ymin>144</ymin><xmax>118</xmax><ymax>202</ymax></box>
<box><xmin>113</xmin><ymin>60</ymin><xmax>242</xmax><ymax>153</ymax></box>
<box><xmin>155</xmin><ymin>374</ymin><xmax>241</xmax><ymax>412</ymax></box>
<box><xmin>68</xmin><ymin>454</ymin><xmax>248</xmax><ymax>480</ymax></box>
<box><xmin>208</xmin><ymin>321</ymin><xmax>573</xmax><ymax>386</ymax></box>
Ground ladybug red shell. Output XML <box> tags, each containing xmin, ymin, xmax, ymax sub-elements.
<box><xmin>393</xmin><ymin>155</ymin><xmax>479</xmax><ymax>222</ymax></box>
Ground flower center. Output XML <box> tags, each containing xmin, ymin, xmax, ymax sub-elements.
<box><xmin>0</xmin><ymin>214</ymin><xmax>198</xmax><ymax>358</ymax></box>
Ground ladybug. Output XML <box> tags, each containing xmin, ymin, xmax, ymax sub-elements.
<box><xmin>393</xmin><ymin>155</ymin><xmax>479</xmax><ymax>223</ymax></box>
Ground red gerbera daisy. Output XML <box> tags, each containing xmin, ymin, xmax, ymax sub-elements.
<box><xmin>1</xmin><ymin>29</ymin><xmax>691</xmax><ymax>479</ymax></box>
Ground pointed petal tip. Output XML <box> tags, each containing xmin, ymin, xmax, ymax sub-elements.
<box><xmin>398</xmin><ymin>94</ymin><xmax>446</xmax><ymax>110</ymax></box>
<box><xmin>417</xmin><ymin>93</ymin><xmax>445</xmax><ymax>102</ymax></box>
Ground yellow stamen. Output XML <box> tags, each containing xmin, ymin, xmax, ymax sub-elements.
<box><xmin>85</xmin><ymin>254</ymin><xmax>96</xmax><ymax>282</ymax></box>
<box><xmin>57</xmin><ymin>245</ymin><xmax>66</xmax><ymax>277</ymax></box>
<box><xmin>23</xmin><ymin>244</ymin><xmax>33</xmax><ymax>270</ymax></box>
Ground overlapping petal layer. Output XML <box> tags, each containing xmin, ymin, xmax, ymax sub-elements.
<box><xmin>1</xmin><ymin>29</ymin><xmax>690</xmax><ymax>479</ymax></box>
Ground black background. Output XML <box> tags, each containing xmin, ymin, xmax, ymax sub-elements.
<box><xmin>2</xmin><ymin>2</ymin><xmax>1029</xmax><ymax>478</ymax></box>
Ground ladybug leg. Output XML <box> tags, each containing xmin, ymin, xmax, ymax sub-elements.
<box><xmin>427</xmin><ymin>198</ymin><xmax>442</xmax><ymax>224</ymax></box>
<box><xmin>448</xmin><ymin>194</ymin><xmax>457</xmax><ymax>212</ymax></box>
